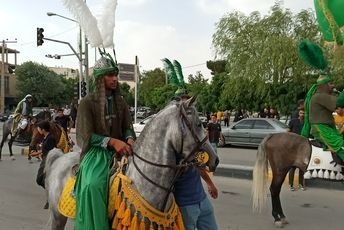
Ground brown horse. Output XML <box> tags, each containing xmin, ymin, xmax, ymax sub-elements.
<box><xmin>29</xmin><ymin>121</ymin><xmax>70</xmax><ymax>157</ymax></box>
<box><xmin>0</xmin><ymin>110</ymin><xmax>52</xmax><ymax>161</ymax></box>
<box><xmin>252</xmin><ymin>132</ymin><xmax>312</xmax><ymax>228</ymax></box>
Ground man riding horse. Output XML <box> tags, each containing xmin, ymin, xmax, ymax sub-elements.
<box><xmin>11</xmin><ymin>94</ymin><xmax>33</xmax><ymax>142</ymax></box>
<box><xmin>300</xmin><ymin>40</ymin><xmax>344</xmax><ymax>165</ymax></box>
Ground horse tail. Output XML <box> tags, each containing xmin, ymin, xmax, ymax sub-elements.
<box><xmin>252</xmin><ymin>134</ymin><xmax>271</xmax><ymax>213</ymax></box>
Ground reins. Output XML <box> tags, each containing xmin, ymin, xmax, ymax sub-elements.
<box><xmin>131</xmin><ymin>104</ymin><xmax>208</xmax><ymax>209</ymax></box>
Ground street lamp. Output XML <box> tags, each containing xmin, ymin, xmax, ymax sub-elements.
<box><xmin>46</xmin><ymin>12</ymin><xmax>78</xmax><ymax>23</ymax></box>
<box><xmin>47</xmin><ymin>11</ymin><xmax>85</xmax><ymax>100</ymax></box>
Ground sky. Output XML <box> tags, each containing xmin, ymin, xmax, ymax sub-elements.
<box><xmin>1</xmin><ymin>0</ymin><xmax>315</xmax><ymax>80</ymax></box>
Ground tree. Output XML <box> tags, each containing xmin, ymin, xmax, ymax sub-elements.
<box><xmin>212</xmin><ymin>3</ymin><xmax>322</xmax><ymax>114</ymax></box>
<box><xmin>138</xmin><ymin>68</ymin><xmax>171</xmax><ymax>109</ymax></box>
<box><xmin>119</xmin><ymin>82</ymin><xmax>135</xmax><ymax>106</ymax></box>
<box><xmin>15</xmin><ymin>61</ymin><xmax>68</xmax><ymax>107</ymax></box>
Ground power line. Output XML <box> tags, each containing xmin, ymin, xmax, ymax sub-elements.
<box><xmin>183</xmin><ymin>62</ymin><xmax>206</xmax><ymax>69</ymax></box>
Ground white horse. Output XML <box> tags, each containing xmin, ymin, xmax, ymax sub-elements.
<box><xmin>45</xmin><ymin>96</ymin><xmax>219</xmax><ymax>229</ymax></box>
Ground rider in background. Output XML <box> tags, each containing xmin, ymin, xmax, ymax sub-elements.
<box><xmin>302</xmin><ymin>75</ymin><xmax>344</xmax><ymax>164</ymax></box>
<box><xmin>75</xmin><ymin>55</ymin><xmax>135</xmax><ymax>230</ymax></box>
<box><xmin>11</xmin><ymin>94</ymin><xmax>33</xmax><ymax>141</ymax></box>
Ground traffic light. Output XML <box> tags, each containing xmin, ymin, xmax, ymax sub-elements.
<box><xmin>37</xmin><ymin>27</ymin><xmax>44</xmax><ymax>46</ymax></box>
<box><xmin>74</xmin><ymin>82</ymin><xmax>79</xmax><ymax>100</ymax></box>
<box><xmin>81</xmin><ymin>81</ymin><xmax>87</xmax><ymax>97</ymax></box>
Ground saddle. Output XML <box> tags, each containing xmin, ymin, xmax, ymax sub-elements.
<box><xmin>58</xmin><ymin>160</ymin><xmax>185</xmax><ymax>230</ymax></box>
<box><xmin>304</xmin><ymin>143</ymin><xmax>344</xmax><ymax>180</ymax></box>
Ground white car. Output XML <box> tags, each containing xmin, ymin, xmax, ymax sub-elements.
<box><xmin>133</xmin><ymin>115</ymin><xmax>155</xmax><ymax>137</ymax></box>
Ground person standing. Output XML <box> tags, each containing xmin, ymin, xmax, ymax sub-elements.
<box><xmin>206</xmin><ymin>115</ymin><xmax>224</xmax><ymax>154</ymax></box>
<box><xmin>30</xmin><ymin>120</ymin><xmax>57</xmax><ymax>189</ymax></box>
<box><xmin>54</xmin><ymin>108</ymin><xmax>73</xmax><ymax>134</ymax></box>
<box><xmin>75</xmin><ymin>55</ymin><xmax>135</xmax><ymax>230</ymax></box>
<box><xmin>11</xmin><ymin>94</ymin><xmax>33</xmax><ymax>141</ymax></box>
<box><xmin>223</xmin><ymin>110</ymin><xmax>229</xmax><ymax>127</ymax></box>
<box><xmin>288</xmin><ymin>109</ymin><xmax>305</xmax><ymax>191</ymax></box>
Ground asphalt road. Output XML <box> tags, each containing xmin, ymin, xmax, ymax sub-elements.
<box><xmin>1</xmin><ymin>152</ymin><xmax>344</xmax><ymax>230</ymax></box>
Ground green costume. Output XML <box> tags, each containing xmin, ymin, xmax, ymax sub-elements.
<box><xmin>11</xmin><ymin>94</ymin><xmax>33</xmax><ymax>136</ymax></box>
<box><xmin>75</xmin><ymin>56</ymin><xmax>135</xmax><ymax>230</ymax></box>
<box><xmin>299</xmin><ymin>40</ymin><xmax>344</xmax><ymax>161</ymax></box>
<box><xmin>314</xmin><ymin>0</ymin><xmax>344</xmax><ymax>45</ymax></box>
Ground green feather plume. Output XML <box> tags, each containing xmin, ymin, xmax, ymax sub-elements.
<box><xmin>162</xmin><ymin>58</ymin><xmax>179</xmax><ymax>86</ymax></box>
<box><xmin>173</xmin><ymin>60</ymin><xmax>186</xmax><ymax>88</ymax></box>
<box><xmin>298</xmin><ymin>39</ymin><xmax>328</xmax><ymax>70</ymax></box>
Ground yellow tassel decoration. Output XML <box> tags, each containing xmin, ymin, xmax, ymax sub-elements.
<box><xmin>112</xmin><ymin>215</ymin><xmax>119</xmax><ymax>229</ymax></box>
<box><xmin>139</xmin><ymin>218</ymin><xmax>146</xmax><ymax>230</ymax></box>
<box><xmin>115</xmin><ymin>192</ymin><xmax>122</xmax><ymax>210</ymax></box>
<box><xmin>149</xmin><ymin>222</ymin><xmax>154</xmax><ymax>230</ymax></box>
<box><xmin>131</xmin><ymin>213</ymin><xmax>140</xmax><ymax>230</ymax></box>
<box><xmin>121</xmin><ymin>207</ymin><xmax>132</xmax><ymax>226</ymax></box>
<box><xmin>117</xmin><ymin>200</ymin><xmax>126</xmax><ymax>219</ymax></box>
<box><xmin>173</xmin><ymin>223</ymin><xmax>180</xmax><ymax>230</ymax></box>
<box><xmin>117</xmin><ymin>223</ymin><xmax>123</xmax><ymax>230</ymax></box>
<box><xmin>176</xmin><ymin>213</ymin><xmax>185</xmax><ymax>230</ymax></box>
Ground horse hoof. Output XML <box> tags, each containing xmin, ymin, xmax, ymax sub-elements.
<box><xmin>274</xmin><ymin>221</ymin><xmax>284</xmax><ymax>228</ymax></box>
<box><xmin>10</xmin><ymin>156</ymin><xmax>15</xmax><ymax>161</ymax></box>
<box><xmin>281</xmin><ymin>218</ymin><xmax>289</xmax><ymax>225</ymax></box>
<box><xmin>28</xmin><ymin>159</ymin><xmax>33</xmax><ymax>164</ymax></box>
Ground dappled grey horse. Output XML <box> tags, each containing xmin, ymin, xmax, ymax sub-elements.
<box><xmin>45</xmin><ymin>96</ymin><xmax>219</xmax><ymax>230</ymax></box>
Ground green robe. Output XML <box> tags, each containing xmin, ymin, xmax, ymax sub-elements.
<box><xmin>75</xmin><ymin>92</ymin><xmax>135</xmax><ymax>230</ymax></box>
<box><xmin>11</xmin><ymin>99</ymin><xmax>33</xmax><ymax>135</ymax></box>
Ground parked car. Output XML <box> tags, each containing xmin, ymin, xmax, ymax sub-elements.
<box><xmin>222</xmin><ymin>118</ymin><xmax>288</xmax><ymax>147</ymax></box>
<box><xmin>133</xmin><ymin>114</ymin><xmax>155</xmax><ymax>137</ymax></box>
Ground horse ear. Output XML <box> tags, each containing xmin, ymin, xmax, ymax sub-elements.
<box><xmin>184</xmin><ymin>96</ymin><xmax>197</xmax><ymax>108</ymax></box>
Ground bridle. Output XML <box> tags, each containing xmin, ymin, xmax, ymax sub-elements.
<box><xmin>131</xmin><ymin>104</ymin><xmax>208</xmax><ymax>209</ymax></box>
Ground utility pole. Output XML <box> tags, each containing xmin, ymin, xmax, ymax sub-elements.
<box><xmin>1</xmin><ymin>39</ymin><xmax>17</xmax><ymax>113</ymax></box>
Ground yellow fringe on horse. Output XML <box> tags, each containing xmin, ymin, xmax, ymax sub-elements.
<box><xmin>131</xmin><ymin>213</ymin><xmax>140</xmax><ymax>230</ymax></box>
<box><xmin>58</xmin><ymin>172</ymin><xmax>185</xmax><ymax>230</ymax></box>
<box><xmin>110</xmin><ymin>173</ymin><xmax>185</xmax><ymax>230</ymax></box>
<box><xmin>121</xmin><ymin>207</ymin><xmax>132</xmax><ymax>226</ymax></box>
<box><xmin>57</xmin><ymin>128</ymin><xmax>70</xmax><ymax>153</ymax></box>
<box><xmin>139</xmin><ymin>218</ymin><xmax>146</xmax><ymax>230</ymax></box>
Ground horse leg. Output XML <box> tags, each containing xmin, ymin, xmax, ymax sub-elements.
<box><xmin>270</xmin><ymin>169</ymin><xmax>289</xmax><ymax>228</ymax></box>
<box><xmin>51</xmin><ymin>210</ymin><xmax>68</xmax><ymax>230</ymax></box>
<box><xmin>8</xmin><ymin>136</ymin><xmax>15</xmax><ymax>161</ymax></box>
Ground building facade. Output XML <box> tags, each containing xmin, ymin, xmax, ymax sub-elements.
<box><xmin>0</xmin><ymin>45</ymin><xmax>19</xmax><ymax>113</ymax></box>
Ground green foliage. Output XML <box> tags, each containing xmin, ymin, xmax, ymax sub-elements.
<box><xmin>212</xmin><ymin>3</ymin><xmax>323</xmax><ymax>114</ymax></box>
<box><xmin>138</xmin><ymin>68</ymin><xmax>167</xmax><ymax>108</ymax></box>
<box><xmin>119</xmin><ymin>82</ymin><xmax>135</xmax><ymax>106</ymax></box>
<box><xmin>15</xmin><ymin>61</ymin><xmax>75</xmax><ymax>107</ymax></box>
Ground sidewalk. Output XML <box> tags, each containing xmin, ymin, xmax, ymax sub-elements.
<box><xmin>215</xmin><ymin>163</ymin><xmax>344</xmax><ymax>190</ymax></box>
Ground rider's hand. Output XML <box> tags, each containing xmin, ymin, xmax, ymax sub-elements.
<box><xmin>108</xmin><ymin>138</ymin><xmax>132</xmax><ymax>155</ymax></box>
<box><xmin>127</xmin><ymin>138</ymin><xmax>135</xmax><ymax>147</ymax></box>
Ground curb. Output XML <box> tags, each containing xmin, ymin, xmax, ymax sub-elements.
<box><xmin>215</xmin><ymin>164</ymin><xmax>344</xmax><ymax>190</ymax></box>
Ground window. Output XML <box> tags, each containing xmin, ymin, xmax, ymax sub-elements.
<box><xmin>234</xmin><ymin>120</ymin><xmax>254</xmax><ymax>129</ymax></box>
<box><xmin>253</xmin><ymin>120</ymin><xmax>274</xmax><ymax>130</ymax></box>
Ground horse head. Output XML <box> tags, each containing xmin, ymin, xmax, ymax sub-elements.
<box><xmin>178</xmin><ymin>96</ymin><xmax>219</xmax><ymax>172</ymax></box>
<box><xmin>127</xmin><ymin>96</ymin><xmax>219</xmax><ymax>211</ymax></box>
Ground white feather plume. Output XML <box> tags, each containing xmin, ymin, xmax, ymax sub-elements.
<box><xmin>98</xmin><ymin>0</ymin><xmax>118</xmax><ymax>48</ymax></box>
<box><xmin>61</xmin><ymin>0</ymin><xmax>103</xmax><ymax>47</ymax></box>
